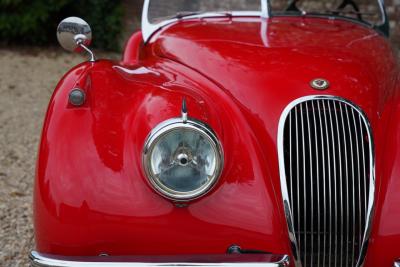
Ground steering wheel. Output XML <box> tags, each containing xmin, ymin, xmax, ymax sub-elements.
<box><xmin>336</xmin><ymin>0</ymin><xmax>362</xmax><ymax>20</ymax></box>
<box><xmin>285</xmin><ymin>0</ymin><xmax>363</xmax><ymax>21</ymax></box>
<box><xmin>285</xmin><ymin>0</ymin><xmax>301</xmax><ymax>12</ymax></box>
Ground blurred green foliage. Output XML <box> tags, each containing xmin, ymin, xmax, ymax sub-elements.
<box><xmin>0</xmin><ymin>0</ymin><xmax>124</xmax><ymax>51</ymax></box>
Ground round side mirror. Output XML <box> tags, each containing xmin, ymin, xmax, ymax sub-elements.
<box><xmin>57</xmin><ymin>17</ymin><xmax>92</xmax><ymax>53</ymax></box>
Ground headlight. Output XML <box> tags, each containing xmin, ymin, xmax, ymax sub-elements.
<box><xmin>143</xmin><ymin>118</ymin><xmax>223</xmax><ymax>201</ymax></box>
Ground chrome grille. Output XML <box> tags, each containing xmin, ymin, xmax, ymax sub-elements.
<box><xmin>278</xmin><ymin>97</ymin><xmax>374</xmax><ymax>267</ymax></box>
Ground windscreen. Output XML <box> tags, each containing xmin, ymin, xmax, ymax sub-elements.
<box><xmin>148</xmin><ymin>0</ymin><xmax>261</xmax><ymax>23</ymax></box>
<box><xmin>270</xmin><ymin>0</ymin><xmax>383</xmax><ymax>25</ymax></box>
<box><xmin>147</xmin><ymin>0</ymin><xmax>383</xmax><ymax>26</ymax></box>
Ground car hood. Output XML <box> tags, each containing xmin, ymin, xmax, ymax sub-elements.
<box><xmin>152</xmin><ymin>16</ymin><xmax>397</xmax><ymax>126</ymax></box>
<box><xmin>148</xmin><ymin>17</ymin><xmax>400</xmax><ymax>265</ymax></box>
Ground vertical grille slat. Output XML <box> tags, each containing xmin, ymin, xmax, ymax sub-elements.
<box><xmin>279</xmin><ymin>97</ymin><xmax>374</xmax><ymax>267</ymax></box>
<box><xmin>327</xmin><ymin>101</ymin><xmax>338</xmax><ymax>267</ymax></box>
<box><xmin>316</xmin><ymin>101</ymin><xmax>327</xmax><ymax>267</ymax></box>
<box><xmin>323</xmin><ymin>100</ymin><xmax>332</xmax><ymax>267</ymax></box>
<box><xmin>340</xmin><ymin>102</ymin><xmax>351</xmax><ymax>267</ymax></box>
<box><xmin>295</xmin><ymin>106</ymin><xmax>301</xmax><ymax>255</ymax></box>
<box><xmin>344</xmin><ymin>104</ymin><xmax>355</xmax><ymax>267</ymax></box>
<box><xmin>359</xmin><ymin>113</ymin><xmax>368</xmax><ymax>224</ymax></box>
<box><xmin>290</xmin><ymin>112</ymin><xmax>293</xmax><ymax>212</ymax></box>
<box><xmin>305</xmin><ymin>101</ymin><xmax>314</xmax><ymax>267</ymax></box>
<box><xmin>311</xmin><ymin>101</ymin><xmax>321</xmax><ymax>267</ymax></box>
<box><xmin>333</xmin><ymin>100</ymin><xmax>344</xmax><ymax>267</ymax></box>
<box><xmin>300</xmin><ymin>104</ymin><xmax>307</xmax><ymax>267</ymax></box>
<box><xmin>352</xmin><ymin>109</ymin><xmax>363</xmax><ymax>255</ymax></box>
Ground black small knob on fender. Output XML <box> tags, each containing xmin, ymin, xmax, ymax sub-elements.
<box><xmin>69</xmin><ymin>88</ymin><xmax>86</xmax><ymax>106</ymax></box>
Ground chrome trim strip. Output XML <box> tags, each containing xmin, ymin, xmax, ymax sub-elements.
<box><xmin>30</xmin><ymin>251</ymin><xmax>290</xmax><ymax>267</ymax></box>
<box><xmin>141</xmin><ymin>0</ymin><xmax>270</xmax><ymax>43</ymax></box>
<box><xmin>277</xmin><ymin>95</ymin><xmax>375</xmax><ymax>267</ymax></box>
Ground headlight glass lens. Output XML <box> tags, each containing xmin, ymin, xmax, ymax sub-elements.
<box><xmin>143</xmin><ymin>119</ymin><xmax>223</xmax><ymax>201</ymax></box>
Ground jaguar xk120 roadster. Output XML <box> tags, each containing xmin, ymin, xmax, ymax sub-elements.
<box><xmin>30</xmin><ymin>0</ymin><xmax>400</xmax><ymax>267</ymax></box>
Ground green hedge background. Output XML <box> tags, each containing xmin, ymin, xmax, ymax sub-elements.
<box><xmin>0</xmin><ymin>0</ymin><xmax>124</xmax><ymax>51</ymax></box>
<box><xmin>0</xmin><ymin>0</ymin><xmax>398</xmax><ymax>53</ymax></box>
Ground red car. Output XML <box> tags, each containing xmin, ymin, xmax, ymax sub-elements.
<box><xmin>30</xmin><ymin>0</ymin><xmax>400</xmax><ymax>266</ymax></box>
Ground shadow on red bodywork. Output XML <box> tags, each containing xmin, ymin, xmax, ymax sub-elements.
<box><xmin>34</xmin><ymin>16</ymin><xmax>400</xmax><ymax>266</ymax></box>
<box><xmin>122</xmin><ymin>31</ymin><xmax>143</xmax><ymax>65</ymax></box>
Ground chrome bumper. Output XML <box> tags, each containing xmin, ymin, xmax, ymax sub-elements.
<box><xmin>30</xmin><ymin>251</ymin><xmax>289</xmax><ymax>267</ymax></box>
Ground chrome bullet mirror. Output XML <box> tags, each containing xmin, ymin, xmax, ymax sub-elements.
<box><xmin>57</xmin><ymin>17</ymin><xmax>96</xmax><ymax>62</ymax></box>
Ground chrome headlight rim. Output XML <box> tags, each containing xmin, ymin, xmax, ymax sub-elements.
<box><xmin>143</xmin><ymin>118</ymin><xmax>224</xmax><ymax>201</ymax></box>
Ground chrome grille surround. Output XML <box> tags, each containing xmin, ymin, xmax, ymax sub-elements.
<box><xmin>277</xmin><ymin>96</ymin><xmax>375</xmax><ymax>267</ymax></box>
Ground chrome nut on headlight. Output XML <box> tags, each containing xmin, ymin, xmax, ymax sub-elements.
<box><xmin>143</xmin><ymin>118</ymin><xmax>224</xmax><ymax>201</ymax></box>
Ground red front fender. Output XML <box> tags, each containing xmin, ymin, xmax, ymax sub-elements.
<box><xmin>33</xmin><ymin>59</ymin><xmax>290</xmax><ymax>258</ymax></box>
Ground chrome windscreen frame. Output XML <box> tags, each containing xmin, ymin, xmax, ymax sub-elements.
<box><xmin>141</xmin><ymin>0</ymin><xmax>270</xmax><ymax>43</ymax></box>
<box><xmin>277</xmin><ymin>95</ymin><xmax>375</xmax><ymax>267</ymax></box>
<box><xmin>376</xmin><ymin>0</ymin><xmax>390</xmax><ymax>36</ymax></box>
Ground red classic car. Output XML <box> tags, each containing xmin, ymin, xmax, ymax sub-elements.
<box><xmin>30</xmin><ymin>0</ymin><xmax>400</xmax><ymax>266</ymax></box>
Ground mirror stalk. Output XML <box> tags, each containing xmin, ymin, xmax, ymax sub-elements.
<box><xmin>76</xmin><ymin>38</ymin><xmax>96</xmax><ymax>62</ymax></box>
